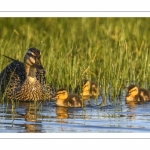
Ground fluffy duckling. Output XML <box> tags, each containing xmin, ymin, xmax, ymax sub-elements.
<box><xmin>81</xmin><ymin>79</ymin><xmax>100</xmax><ymax>98</ymax></box>
<box><xmin>54</xmin><ymin>89</ymin><xmax>83</xmax><ymax>107</ymax></box>
<box><xmin>126</xmin><ymin>85</ymin><xmax>150</xmax><ymax>102</ymax></box>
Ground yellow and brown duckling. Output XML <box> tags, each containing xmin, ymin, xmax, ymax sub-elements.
<box><xmin>80</xmin><ymin>79</ymin><xmax>100</xmax><ymax>98</ymax></box>
<box><xmin>126</xmin><ymin>85</ymin><xmax>150</xmax><ymax>102</ymax></box>
<box><xmin>54</xmin><ymin>89</ymin><xmax>83</xmax><ymax>107</ymax></box>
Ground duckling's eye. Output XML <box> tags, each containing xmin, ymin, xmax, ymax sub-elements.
<box><xmin>58</xmin><ymin>92</ymin><xmax>65</xmax><ymax>95</ymax></box>
<box><xmin>129</xmin><ymin>89</ymin><xmax>137</xmax><ymax>94</ymax></box>
<box><xmin>61</xmin><ymin>92</ymin><xmax>65</xmax><ymax>95</ymax></box>
<box><xmin>83</xmin><ymin>84</ymin><xmax>88</xmax><ymax>88</ymax></box>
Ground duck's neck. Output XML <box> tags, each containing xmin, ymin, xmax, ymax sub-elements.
<box><xmin>28</xmin><ymin>66</ymin><xmax>36</xmax><ymax>78</ymax></box>
<box><xmin>24</xmin><ymin>64</ymin><xmax>30</xmax><ymax>76</ymax></box>
<box><xmin>25</xmin><ymin>64</ymin><xmax>37</xmax><ymax>83</ymax></box>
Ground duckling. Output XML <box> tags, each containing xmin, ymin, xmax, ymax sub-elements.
<box><xmin>81</xmin><ymin>79</ymin><xmax>100</xmax><ymax>98</ymax></box>
<box><xmin>54</xmin><ymin>89</ymin><xmax>83</xmax><ymax>107</ymax></box>
<box><xmin>0</xmin><ymin>48</ymin><xmax>49</xmax><ymax>100</ymax></box>
<box><xmin>126</xmin><ymin>85</ymin><xmax>150</xmax><ymax>102</ymax></box>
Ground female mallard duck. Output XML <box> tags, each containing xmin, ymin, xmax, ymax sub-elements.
<box><xmin>14</xmin><ymin>57</ymin><xmax>53</xmax><ymax>101</ymax></box>
<box><xmin>0</xmin><ymin>47</ymin><xmax>53</xmax><ymax>100</ymax></box>
<box><xmin>14</xmin><ymin>63</ymin><xmax>45</xmax><ymax>101</ymax></box>
<box><xmin>80</xmin><ymin>79</ymin><xmax>100</xmax><ymax>98</ymax></box>
<box><xmin>54</xmin><ymin>89</ymin><xmax>83</xmax><ymax>107</ymax></box>
<box><xmin>126</xmin><ymin>85</ymin><xmax>150</xmax><ymax>102</ymax></box>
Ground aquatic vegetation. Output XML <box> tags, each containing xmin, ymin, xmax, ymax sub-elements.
<box><xmin>0</xmin><ymin>18</ymin><xmax>150</xmax><ymax>103</ymax></box>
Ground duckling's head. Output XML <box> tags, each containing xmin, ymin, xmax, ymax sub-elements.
<box><xmin>55</xmin><ymin>89</ymin><xmax>69</xmax><ymax>100</ymax></box>
<box><xmin>82</xmin><ymin>79</ymin><xmax>91</xmax><ymax>92</ymax></box>
<box><xmin>24</xmin><ymin>47</ymin><xmax>42</xmax><ymax>67</ymax></box>
<box><xmin>126</xmin><ymin>85</ymin><xmax>139</xmax><ymax>101</ymax></box>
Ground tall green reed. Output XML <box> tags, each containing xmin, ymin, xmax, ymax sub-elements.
<box><xmin>0</xmin><ymin>18</ymin><xmax>150</xmax><ymax>103</ymax></box>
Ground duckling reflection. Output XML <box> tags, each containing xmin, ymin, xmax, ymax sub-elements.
<box><xmin>56</xmin><ymin>107</ymin><xmax>69</xmax><ymax>119</ymax></box>
<box><xmin>81</xmin><ymin>79</ymin><xmax>100</xmax><ymax>100</ymax></box>
<box><xmin>126</xmin><ymin>85</ymin><xmax>150</xmax><ymax>103</ymax></box>
<box><xmin>126</xmin><ymin>101</ymin><xmax>139</xmax><ymax>108</ymax></box>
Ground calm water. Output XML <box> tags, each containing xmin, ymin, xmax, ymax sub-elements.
<box><xmin>0</xmin><ymin>96</ymin><xmax>150</xmax><ymax>133</ymax></box>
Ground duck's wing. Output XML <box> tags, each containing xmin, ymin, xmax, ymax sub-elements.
<box><xmin>0</xmin><ymin>60</ymin><xmax>26</xmax><ymax>99</ymax></box>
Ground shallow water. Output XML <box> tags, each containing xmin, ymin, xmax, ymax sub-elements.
<box><xmin>0</xmin><ymin>96</ymin><xmax>150</xmax><ymax>133</ymax></box>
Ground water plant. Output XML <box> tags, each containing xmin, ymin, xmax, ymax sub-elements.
<box><xmin>0</xmin><ymin>18</ymin><xmax>150</xmax><ymax>104</ymax></box>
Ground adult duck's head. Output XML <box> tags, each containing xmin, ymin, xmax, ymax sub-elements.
<box><xmin>24</xmin><ymin>47</ymin><xmax>42</xmax><ymax>67</ymax></box>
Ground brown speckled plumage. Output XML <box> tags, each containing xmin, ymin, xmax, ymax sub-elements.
<box><xmin>0</xmin><ymin>47</ymin><xmax>53</xmax><ymax>101</ymax></box>
<box><xmin>14</xmin><ymin>76</ymin><xmax>44</xmax><ymax>101</ymax></box>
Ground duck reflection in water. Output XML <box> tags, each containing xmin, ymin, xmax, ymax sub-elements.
<box><xmin>20</xmin><ymin>102</ymin><xmax>43</xmax><ymax>133</ymax></box>
<box><xmin>56</xmin><ymin>106</ymin><xmax>69</xmax><ymax>119</ymax></box>
<box><xmin>126</xmin><ymin>101</ymin><xmax>139</xmax><ymax>108</ymax></box>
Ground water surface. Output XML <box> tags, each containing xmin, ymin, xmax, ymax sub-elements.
<box><xmin>0</xmin><ymin>96</ymin><xmax>150</xmax><ymax>133</ymax></box>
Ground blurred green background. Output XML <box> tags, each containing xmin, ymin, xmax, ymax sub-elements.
<box><xmin>0</xmin><ymin>18</ymin><xmax>150</xmax><ymax>101</ymax></box>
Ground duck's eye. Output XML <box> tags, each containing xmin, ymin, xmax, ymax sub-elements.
<box><xmin>128</xmin><ymin>89</ymin><xmax>137</xmax><ymax>94</ymax></box>
<box><xmin>83</xmin><ymin>84</ymin><xmax>88</xmax><ymax>88</ymax></box>
<box><xmin>61</xmin><ymin>92</ymin><xmax>65</xmax><ymax>95</ymax></box>
<box><xmin>27</xmin><ymin>52</ymin><xmax>36</xmax><ymax>58</ymax></box>
<box><xmin>57</xmin><ymin>92</ymin><xmax>66</xmax><ymax>95</ymax></box>
<box><xmin>36</xmin><ymin>55</ymin><xmax>41</xmax><ymax>59</ymax></box>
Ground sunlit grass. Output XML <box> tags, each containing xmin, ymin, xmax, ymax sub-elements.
<box><xmin>0</xmin><ymin>18</ymin><xmax>150</xmax><ymax>103</ymax></box>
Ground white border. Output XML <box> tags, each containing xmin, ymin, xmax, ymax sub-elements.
<box><xmin>0</xmin><ymin>0</ymin><xmax>150</xmax><ymax>12</ymax></box>
<box><xmin>0</xmin><ymin>133</ymin><xmax>150</xmax><ymax>138</ymax></box>
<box><xmin>0</xmin><ymin>12</ymin><xmax>150</xmax><ymax>17</ymax></box>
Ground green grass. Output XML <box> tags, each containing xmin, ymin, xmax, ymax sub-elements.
<box><xmin>0</xmin><ymin>18</ymin><xmax>150</xmax><ymax>102</ymax></box>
